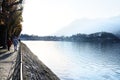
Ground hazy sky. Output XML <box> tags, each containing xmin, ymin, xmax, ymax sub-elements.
<box><xmin>22</xmin><ymin>0</ymin><xmax>120</xmax><ymax>36</ymax></box>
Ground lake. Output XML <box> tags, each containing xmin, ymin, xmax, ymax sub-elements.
<box><xmin>23</xmin><ymin>41</ymin><xmax>120</xmax><ymax>80</ymax></box>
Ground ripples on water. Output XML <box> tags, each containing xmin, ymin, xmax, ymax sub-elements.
<box><xmin>23</xmin><ymin>41</ymin><xmax>120</xmax><ymax>80</ymax></box>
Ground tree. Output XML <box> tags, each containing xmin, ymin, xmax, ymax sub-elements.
<box><xmin>0</xmin><ymin>0</ymin><xmax>24</xmax><ymax>48</ymax></box>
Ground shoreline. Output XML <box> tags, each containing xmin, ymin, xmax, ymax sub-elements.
<box><xmin>21</xmin><ymin>42</ymin><xmax>60</xmax><ymax>80</ymax></box>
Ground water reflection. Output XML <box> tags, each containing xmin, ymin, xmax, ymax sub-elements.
<box><xmin>23</xmin><ymin>41</ymin><xmax>120</xmax><ymax>80</ymax></box>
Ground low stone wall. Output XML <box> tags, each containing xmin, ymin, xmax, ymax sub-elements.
<box><xmin>21</xmin><ymin>43</ymin><xmax>60</xmax><ymax>80</ymax></box>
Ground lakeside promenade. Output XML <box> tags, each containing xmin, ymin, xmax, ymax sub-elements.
<box><xmin>0</xmin><ymin>45</ymin><xmax>21</xmax><ymax>80</ymax></box>
<box><xmin>0</xmin><ymin>43</ymin><xmax>60</xmax><ymax>80</ymax></box>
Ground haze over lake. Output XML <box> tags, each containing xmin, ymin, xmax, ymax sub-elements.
<box><xmin>55</xmin><ymin>16</ymin><xmax>120</xmax><ymax>36</ymax></box>
<box><xmin>22</xmin><ymin>0</ymin><xmax>120</xmax><ymax>36</ymax></box>
<box><xmin>21</xmin><ymin>0</ymin><xmax>120</xmax><ymax>80</ymax></box>
<box><xmin>23</xmin><ymin>41</ymin><xmax>120</xmax><ymax>80</ymax></box>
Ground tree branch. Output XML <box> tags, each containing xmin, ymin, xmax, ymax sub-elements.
<box><xmin>8</xmin><ymin>0</ymin><xmax>23</xmax><ymax>7</ymax></box>
<box><xmin>10</xmin><ymin>7</ymin><xmax>23</xmax><ymax>15</ymax></box>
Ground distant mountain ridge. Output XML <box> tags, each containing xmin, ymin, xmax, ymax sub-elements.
<box><xmin>55</xmin><ymin>16</ymin><xmax>120</xmax><ymax>36</ymax></box>
<box><xmin>68</xmin><ymin>32</ymin><xmax>120</xmax><ymax>42</ymax></box>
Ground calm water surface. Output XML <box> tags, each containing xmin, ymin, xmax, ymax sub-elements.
<box><xmin>23</xmin><ymin>41</ymin><xmax>120</xmax><ymax>80</ymax></box>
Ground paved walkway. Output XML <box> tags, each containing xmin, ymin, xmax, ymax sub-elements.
<box><xmin>0</xmin><ymin>43</ymin><xmax>60</xmax><ymax>80</ymax></box>
<box><xmin>0</xmin><ymin>45</ymin><xmax>18</xmax><ymax>80</ymax></box>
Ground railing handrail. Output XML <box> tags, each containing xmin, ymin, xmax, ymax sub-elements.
<box><xmin>20</xmin><ymin>42</ymin><xmax>23</xmax><ymax>80</ymax></box>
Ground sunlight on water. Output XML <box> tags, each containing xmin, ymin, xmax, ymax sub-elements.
<box><xmin>23</xmin><ymin>41</ymin><xmax>120</xmax><ymax>80</ymax></box>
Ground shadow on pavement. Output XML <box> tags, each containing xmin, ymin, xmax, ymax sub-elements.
<box><xmin>0</xmin><ymin>52</ymin><xmax>14</xmax><ymax>60</ymax></box>
<box><xmin>0</xmin><ymin>48</ymin><xmax>7</xmax><ymax>54</ymax></box>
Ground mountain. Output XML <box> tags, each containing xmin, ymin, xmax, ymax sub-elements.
<box><xmin>55</xmin><ymin>16</ymin><xmax>120</xmax><ymax>36</ymax></box>
<box><xmin>69</xmin><ymin>32</ymin><xmax>120</xmax><ymax>42</ymax></box>
<box><xmin>88</xmin><ymin>32</ymin><xmax>120</xmax><ymax>42</ymax></box>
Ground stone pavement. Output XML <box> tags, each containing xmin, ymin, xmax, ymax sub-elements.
<box><xmin>0</xmin><ymin>43</ymin><xmax>60</xmax><ymax>80</ymax></box>
<box><xmin>0</xmin><ymin>45</ymin><xmax>18</xmax><ymax>80</ymax></box>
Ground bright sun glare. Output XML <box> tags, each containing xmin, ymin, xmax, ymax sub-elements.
<box><xmin>22</xmin><ymin>0</ymin><xmax>120</xmax><ymax>36</ymax></box>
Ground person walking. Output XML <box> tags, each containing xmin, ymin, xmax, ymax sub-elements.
<box><xmin>7</xmin><ymin>38</ymin><xmax>12</xmax><ymax>51</ymax></box>
<box><xmin>12</xmin><ymin>36</ymin><xmax>18</xmax><ymax>51</ymax></box>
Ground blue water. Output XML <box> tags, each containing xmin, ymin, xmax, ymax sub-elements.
<box><xmin>23</xmin><ymin>41</ymin><xmax>120</xmax><ymax>80</ymax></box>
